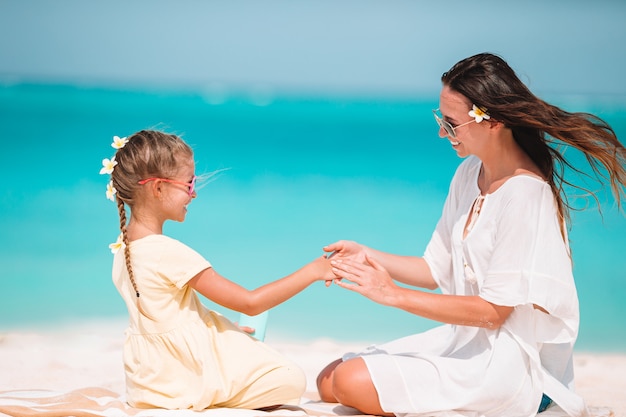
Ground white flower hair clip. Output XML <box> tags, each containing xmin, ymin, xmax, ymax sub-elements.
<box><xmin>109</xmin><ymin>235</ymin><xmax>126</xmax><ymax>254</ymax></box>
<box><xmin>106</xmin><ymin>181</ymin><xmax>117</xmax><ymax>201</ymax></box>
<box><xmin>100</xmin><ymin>135</ymin><xmax>128</xmax><ymax>201</ymax></box>
<box><xmin>100</xmin><ymin>156</ymin><xmax>117</xmax><ymax>175</ymax></box>
<box><xmin>111</xmin><ymin>135</ymin><xmax>129</xmax><ymax>149</ymax></box>
<box><xmin>468</xmin><ymin>104</ymin><xmax>491</xmax><ymax>123</ymax></box>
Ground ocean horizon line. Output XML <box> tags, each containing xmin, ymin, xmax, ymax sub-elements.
<box><xmin>3</xmin><ymin>77</ymin><xmax>626</xmax><ymax>109</ymax></box>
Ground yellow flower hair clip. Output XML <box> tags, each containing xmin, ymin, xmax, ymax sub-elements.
<box><xmin>468</xmin><ymin>104</ymin><xmax>491</xmax><ymax>123</ymax></box>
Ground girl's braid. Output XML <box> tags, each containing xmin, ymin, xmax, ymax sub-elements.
<box><xmin>116</xmin><ymin>197</ymin><xmax>139</xmax><ymax>298</ymax></box>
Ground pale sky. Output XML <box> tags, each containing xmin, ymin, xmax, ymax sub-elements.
<box><xmin>1</xmin><ymin>0</ymin><xmax>625</xmax><ymax>97</ymax></box>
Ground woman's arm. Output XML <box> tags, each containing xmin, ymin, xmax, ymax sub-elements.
<box><xmin>324</xmin><ymin>240</ymin><xmax>438</xmax><ymax>290</ymax></box>
<box><xmin>188</xmin><ymin>256</ymin><xmax>333</xmax><ymax>316</ymax></box>
<box><xmin>331</xmin><ymin>253</ymin><xmax>513</xmax><ymax>329</ymax></box>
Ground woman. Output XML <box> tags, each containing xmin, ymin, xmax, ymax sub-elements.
<box><xmin>317</xmin><ymin>53</ymin><xmax>625</xmax><ymax>417</ymax></box>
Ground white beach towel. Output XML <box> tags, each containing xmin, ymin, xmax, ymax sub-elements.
<box><xmin>0</xmin><ymin>388</ymin><xmax>614</xmax><ymax>417</ymax></box>
<box><xmin>0</xmin><ymin>387</ymin><xmax>308</xmax><ymax>417</ymax></box>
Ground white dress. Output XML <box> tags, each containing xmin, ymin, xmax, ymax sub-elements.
<box><xmin>344</xmin><ymin>156</ymin><xmax>588</xmax><ymax>417</ymax></box>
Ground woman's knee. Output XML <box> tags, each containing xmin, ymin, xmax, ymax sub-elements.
<box><xmin>331</xmin><ymin>358</ymin><xmax>366</xmax><ymax>403</ymax></box>
<box><xmin>316</xmin><ymin>358</ymin><xmax>342</xmax><ymax>402</ymax></box>
<box><xmin>331</xmin><ymin>358</ymin><xmax>390</xmax><ymax>416</ymax></box>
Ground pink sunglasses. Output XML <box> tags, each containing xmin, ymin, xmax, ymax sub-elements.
<box><xmin>138</xmin><ymin>176</ymin><xmax>197</xmax><ymax>196</ymax></box>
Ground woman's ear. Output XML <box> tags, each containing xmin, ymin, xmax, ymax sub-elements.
<box><xmin>488</xmin><ymin>119</ymin><xmax>505</xmax><ymax>132</ymax></box>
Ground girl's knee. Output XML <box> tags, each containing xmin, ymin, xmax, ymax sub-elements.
<box><xmin>247</xmin><ymin>364</ymin><xmax>306</xmax><ymax>408</ymax></box>
<box><xmin>274</xmin><ymin>364</ymin><xmax>307</xmax><ymax>398</ymax></box>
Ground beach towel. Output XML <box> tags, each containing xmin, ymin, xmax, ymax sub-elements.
<box><xmin>0</xmin><ymin>387</ymin><xmax>614</xmax><ymax>417</ymax></box>
<box><xmin>0</xmin><ymin>387</ymin><xmax>308</xmax><ymax>417</ymax></box>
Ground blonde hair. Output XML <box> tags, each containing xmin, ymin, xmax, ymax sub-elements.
<box><xmin>110</xmin><ymin>130</ymin><xmax>193</xmax><ymax>315</ymax></box>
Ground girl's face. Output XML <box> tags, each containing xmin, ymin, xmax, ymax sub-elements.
<box><xmin>438</xmin><ymin>85</ymin><xmax>488</xmax><ymax>158</ymax></box>
<box><xmin>161</xmin><ymin>156</ymin><xmax>196</xmax><ymax>223</ymax></box>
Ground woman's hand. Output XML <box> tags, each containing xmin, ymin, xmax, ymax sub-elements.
<box><xmin>330</xmin><ymin>252</ymin><xmax>398</xmax><ymax>306</ymax></box>
<box><xmin>323</xmin><ymin>240</ymin><xmax>369</xmax><ymax>287</ymax></box>
<box><xmin>323</xmin><ymin>240</ymin><xmax>367</xmax><ymax>263</ymax></box>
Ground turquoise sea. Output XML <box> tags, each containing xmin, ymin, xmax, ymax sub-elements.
<box><xmin>1</xmin><ymin>83</ymin><xmax>625</xmax><ymax>352</ymax></box>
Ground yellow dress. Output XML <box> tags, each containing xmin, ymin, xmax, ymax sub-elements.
<box><xmin>112</xmin><ymin>234</ymin><xmax>305</xmax><ymax>410</ymax></box>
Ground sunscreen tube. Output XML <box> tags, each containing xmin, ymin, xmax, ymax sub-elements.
<box><xmin>238</xmin><ymin>310</ymin><xmax>269</xmax><ymax>341</ymax></box>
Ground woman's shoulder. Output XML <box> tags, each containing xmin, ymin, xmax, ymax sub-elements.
<box><xmin>497</xmin><ymin>173</ymin><xmax>550</xmax><ymax>195</ymax></box>
<box><xmin>490</xmin><ymin>174</ymin><xmax>555</xmax><ymax>215</ymax></box>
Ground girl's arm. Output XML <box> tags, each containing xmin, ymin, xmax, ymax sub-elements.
<box><xmin>331</xmin><ymin>253</ymin><xmax>513</xmax><ymax>329</ymax></box>
<box><xmin>324</xmin><ymin>240</ymin><xmax>438</xmax><ymax>290</ymax></box>
<box><xmin>188</xmin><ymin>256</ymin><xmax>333</xmax><ymax>316</ymax></box>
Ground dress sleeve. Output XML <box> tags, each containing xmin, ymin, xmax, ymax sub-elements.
<box><xmin>479</xmin><ymin>178</ymin><xmax>578</xmax><ymax>331</ymax></box>
<box><xmin>158</xmin><ymin>238</ymin><xmax>213</xmax><ymax>289</ymax></box>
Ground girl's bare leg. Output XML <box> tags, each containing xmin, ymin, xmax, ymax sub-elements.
<box><xmin>316</xmin><ymin>357</ymin><xmax>393</xmax><ymax>416</ymax></box>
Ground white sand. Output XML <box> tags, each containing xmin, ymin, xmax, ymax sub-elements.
<box><xmin>0</xmin><ymin>319</ymin><xmax>624</xmax><ymax>416</ymax></box>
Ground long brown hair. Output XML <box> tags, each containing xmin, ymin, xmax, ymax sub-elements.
<box><xmin>441</xmin><ymin>53</ymin><xmax>626</xmax><ymax>229</ymax></box>
<box><xmin>110</xmin><ymin>130</ymin><xmax>193</xmax><ymax>315</ymax></box>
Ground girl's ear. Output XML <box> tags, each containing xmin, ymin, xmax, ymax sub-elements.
<box><xmin>150</xmin><ymin>179</ymin><xmax>163</xmax><ymax>198</ymax></box>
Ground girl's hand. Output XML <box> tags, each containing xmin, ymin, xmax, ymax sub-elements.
<box><xmin>310</xmin><ymin>255</ymin><xmax>337</xmax><ymax>286</ymax></box>
<box><xmin>330</xmin><ymin>252</ymin><xmax>398</xmax><ymax>305</ymax></box>
<box><xmin>235</xmin><ymin>323</ymin><xmax>255</xmax><ymax>335</ymax></box>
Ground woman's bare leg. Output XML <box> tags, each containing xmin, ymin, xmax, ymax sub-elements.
<box><xmin>316</xmin><ymin>357</ymin><xmax>392</xmax><ymax>416</ymax></box>
<box><xmin>316</xmin><ymin>358</ymin><xmax>342</xmax><ymax>402</ymax></box>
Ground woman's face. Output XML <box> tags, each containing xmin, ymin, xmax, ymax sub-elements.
<box><xmin>438</xmin><ymin>85</ymin><xmax>488</xmax><ymax>158</ymax></box>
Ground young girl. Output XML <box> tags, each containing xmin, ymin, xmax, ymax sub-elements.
<box><xmin>100</xmin><ymin>130</ymin><xmax>334</xmax><ymax>411</ymax></box>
